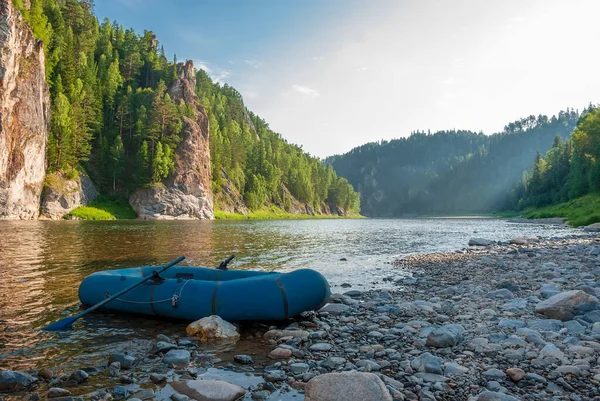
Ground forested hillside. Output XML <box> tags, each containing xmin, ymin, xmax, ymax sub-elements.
<box><xmin>327</xmin><ymin>111</ymin><xmax>579</xmax><ymax>216</ymax></box>
<box><xmin>514</xmin><ymin>105</ymin><xmax>599</xmax><ymax>223</ymax></box>
<box><xmin>195</xmin><ymin>72</ymin><xmax>359</xmax><ymax>214</ymax></box>
<box><xmin>15</xmin><ymin>0</ymin><xmax>359</xmax><ymax>216</ymax></box>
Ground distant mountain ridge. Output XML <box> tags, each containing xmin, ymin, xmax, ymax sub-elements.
<box><xmin>326</xmin><ymin>110</ymin><xmax>580</xmax><ymax>217</ymax></box>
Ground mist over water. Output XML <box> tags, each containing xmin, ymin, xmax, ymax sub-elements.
<box><xmin>0</xmin><ymin>218</ymin><xmax>584</xmax><ymax>381</ymax></box>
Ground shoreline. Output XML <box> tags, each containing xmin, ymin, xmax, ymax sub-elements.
<box><xmin>2</xmin><ymin>233</ymin><xmax>600</xmax><ymax>400</ymax></box>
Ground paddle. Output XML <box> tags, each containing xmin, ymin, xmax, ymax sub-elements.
<box><xmin>42</xmin><ymin>256</ymin><xmax>185</xmax><ymax>331</ymax></box>
<box><xmin>217</xmin><ymin>254</ymin><xmax>235</xmax><ymax>270</ymax></box>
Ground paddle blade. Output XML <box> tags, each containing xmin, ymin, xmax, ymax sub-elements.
<box><xmin>41</xmin><ymin>316</ymin><xmax>78</xmax><ymax>331</ymax></box>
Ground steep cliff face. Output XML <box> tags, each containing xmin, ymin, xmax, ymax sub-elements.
<box><xmin>129</xmin><ymin>60</ymin><xmax>214</xmax><ymax>219</ymax></box>
<box><xmin>0</xmin><ymin>1</ymin><xmax>49</xmax><ymax>219</ymax></box>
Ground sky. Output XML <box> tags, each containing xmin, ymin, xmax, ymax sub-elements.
<box><xmin>94</xmin><ymin>0</ymin><xmax>600</xmax><ymax>158</ymax></box>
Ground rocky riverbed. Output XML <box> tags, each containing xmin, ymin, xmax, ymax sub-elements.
<box><xmin>2</xmin><ymin>233</ymin><xmax>600</xmax><ymax>401</ymax></box>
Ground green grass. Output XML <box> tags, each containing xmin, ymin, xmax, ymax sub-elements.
<box><xmin>490</xmin><ymin>210</ymin><xmax>522</xmax><ymax>218</ymax></box>
<box><xmin>66</xmin><ymin>198</ymin><xmax>137</xmax><ymax>220</ymax></box>
<box><xmin>215</xmin><ymin>206</ymin><xmax>364</xmax><ymax>220</ymax></box>
<box><xmin>522</xmin><ymin>193</ymin><xmax>600</xmax><ymax>227</ymax></box>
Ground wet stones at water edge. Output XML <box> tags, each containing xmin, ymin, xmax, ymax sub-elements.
<box><xmin>4</xmin><ymin>235</ymin><xmax>600</xmax><ymax>401</ymax></box>
<box><xmin>109</xmin><ymin>353</ymin><xmax>136</xmax><ymax>369</ymax></box>
<box><xmin>171</xmin><ymin>379</ymin><xmax>246</xmax><ymax>401</ymax></box>
<box><xmin>233</xmin><ymin>354</ymin><xmax>254</xmax><ymax>365</ymax></box>
<box><xmin>47</xmin><ymin>387</ymin><xmax>71</xmax><ymax>398</ymax></box>
<box><xmin>163</xmin><ymin>350</ymin><xmax>191</xmax><ymax>367</ymax></box>
<box><xmin>0</xmin><ymin>371</ymin><xmax>37</xmax><ymax>392</ymax></box>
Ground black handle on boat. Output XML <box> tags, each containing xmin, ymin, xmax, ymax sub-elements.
<box><xmin>217</xmin><ymin>254</ymin><xmax>235</xmax><ymax>270</ymax></box>
<box><xmin>41</xmin><ymin>256</ymin><xmax>186</xmax><ymax>331</ymax></box>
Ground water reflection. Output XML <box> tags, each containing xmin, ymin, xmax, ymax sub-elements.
<box><xmin>0</xmin><ymin>218</ymin><xmax>584</xmax><ymax>375</ymax></box>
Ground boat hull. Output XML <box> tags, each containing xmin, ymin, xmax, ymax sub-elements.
<box><xmin>78</xmin><ymin>266</ymin><xmax>330</xmax><ymax>321</ymax></box>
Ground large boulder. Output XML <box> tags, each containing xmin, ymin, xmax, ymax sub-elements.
<box><xmin>426</xmin><ymin>324</ymin><xmax>465</xmax><ymax>348</ymax></box>
<box><xmin>535</xmin><ymin>290</ymin><xmax>599</xmax><ymax>321</ymax></box>
<box><xmin>129</xmin><ymin>183</ymin><xmax>213</xmax><ymax>220</ymax></box>
<box><xmin>163</xmin><ymin>350</ymin><xmax>190</xmax><ymax>366</ymax></box>
<box><xmin>171</xmin><ymin>379</ymin><xmax>245</xmax><ymax>401</ymax></box>
<box><xmin>584</xmin><ymin>223</ymin><xmax>600</xmax><ymax>232</ymax></box>
<box><xmin>41</xmin><ymin>171</ymin><xmax>98</xmax><ymax>219</ymax></box>
<box><xmin>0</xmin><ymin>1</ymin><xmax>50</xmax><ymax>219</ymax></box>
<box><xmin>468</xmin><ymin>238</ymin><xmax>494</xmax><ymax>246</ymax></box>
<box><xmin>470</xmin><ymin>391</ymin><xmax>521</xmax><ymax>401</ymax></box>
<box><xmin>186</xmin><ymin>315</ymin><xmax>240</xmax><ymax>342</ymax></box>
<box><xmin>411</xmin><ymin>352</ymin><xmax>443</xmax><ymax>374</ymax></box>
<box><xmin>130</xmin><ymin>60</ymin><xmax>213</xmax><ymax>220</ymax></box>
<box><xmin>0</xmin><ymin>370</ymin><xmax>37</xmax><ymax>392</ymax></box>
<box><xmin>304</xmin><ymin>372</ymin><xmax>392</xmax><ymax>401</ymax></box>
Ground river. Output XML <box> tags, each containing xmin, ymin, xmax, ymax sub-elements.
<box><xmin>0</xmin><ymin>218</ymin><xmax>585</xmax><ymax>397</ymax></box>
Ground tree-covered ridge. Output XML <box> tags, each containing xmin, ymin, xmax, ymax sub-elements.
<box><xmin>196</xmin><ymin>72</ymin><xmax>359</xmax><ymax>214</ymax></box>
<box><xmin>15</xmin><ymin>0</ymin><xmax>360</xmax><ymax>215</ymax></box>
<box><xmin>327</xmin><ymin>111</ymin><xmax>580</xmax><ymax>216</ymax></box>
<box><xmin>514</xmin><ymin>105</ymin><xmax>599</xmax><ymax>211</ymax></box>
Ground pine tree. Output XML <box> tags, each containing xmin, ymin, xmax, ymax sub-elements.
<box><xmin>135</xmin><ymin>141</ymin><xmax>150</xmax><ymax>185</ymax></box>
<box><xmin>48</xmin><ymin>85</ymin><xmax>75</xmax><ymax>171</ymax></box>
<box><xmin>109</xmin><ymin>135</ymin><xmax>125</xmax><ymax>191</ymax></box>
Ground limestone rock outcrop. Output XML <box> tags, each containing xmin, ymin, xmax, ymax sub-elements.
<box><xmin>41</xmin><ymin>171</ymin><xmax>98</xmax><ymax>219</ymax></box>
<box><xmin>129</xmin><ymin>60</ymin><xmax>213</xmax><ymax>219</ymax></box>
<box><xmin>0</xmin><ymin>1</ymin><xmax>49</xmax><ymax>219</ymax></box>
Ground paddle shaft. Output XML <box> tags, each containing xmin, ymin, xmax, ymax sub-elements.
<box><xmin>217</xmin><ymin>254</ymin><xmax>235</xmax><ymax>270</ymax></box>
<box><xmin>79</xmin><ymin>255</ymin><xmax>185</xmax><ymax>317</ymax></box>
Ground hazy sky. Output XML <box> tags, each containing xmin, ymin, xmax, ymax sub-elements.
<box><xmin>95</xmin><ymin>0</ymin><xmax>600</xmax><ymax>158</ymax></box>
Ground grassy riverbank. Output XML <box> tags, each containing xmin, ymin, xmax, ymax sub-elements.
<box><xmin>214</xmin><ymin>206</ymin><xmax>364</xmax><ymax>220</ymax></box>
<box><xmin>521</xmin><ymin>193</ymin><xmax>600</xmax><ymax>227</ymax></box>
<box><xmin>67</xmin><ymin>201</ymin><xmax>362</xmax><ymax>221</ymax></box>
<box><xmin>67</xmin><ymin>198</ymin><xmax>137</xmax><ymax>220</ymax></box>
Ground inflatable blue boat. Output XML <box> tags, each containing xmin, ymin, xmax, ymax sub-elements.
<box><xmin>78</xmin><ymin>266</ymin><xmax>330</xmax><ymax>322</ymax></box>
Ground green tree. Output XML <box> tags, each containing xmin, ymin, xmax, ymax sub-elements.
<box><xmin>135</xmin><ymin>140</ymin><xmax>150</xmax><ymax>185</ymax></box>
<box><xmin>151</xmin><ymin>142</ymin><xmax>174</xmax><ymax>183</ymax></box>
<box><xmin>109</xmin><ymin>135</ymin><xmax>125</xmax><ymax>191</ymax></box>
<box><xmin>48</xmin><ymin>77</ymin><xmax>74</xmax><ymax>171</ymax></box>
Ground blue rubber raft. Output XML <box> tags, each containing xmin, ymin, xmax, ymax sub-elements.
<box><xmin>78</xmin><ymin>266</ymin><xmax>330</xmax><ymax>322</ymax></box>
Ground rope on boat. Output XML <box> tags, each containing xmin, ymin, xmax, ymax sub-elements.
<box><xmin>115</xmin><ymin>279</ymin><xmax>191</xmax><ymax>307</ymax></box>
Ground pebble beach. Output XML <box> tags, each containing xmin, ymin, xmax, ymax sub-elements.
<box><xmin>3</xmin><ymin>232</ymin><xmax>600</xmax><ymax>401</ymax></box>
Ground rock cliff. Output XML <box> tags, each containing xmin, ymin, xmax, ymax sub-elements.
<box><xmin>0</xmin><ymin>1</ymin><xmax>49</xmax><ymax>219</ymax></box>
<box><xmin>41</xmin><ymin>171</ymin><xmax>98</xmax><ymax>219</ymax></box>
<box><xmin>129</xmin><ymin>60</ymin><xmax>214</xmax><ymax>219</ymax></box>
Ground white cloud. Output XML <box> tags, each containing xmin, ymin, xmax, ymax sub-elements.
<box><xmin>291</xmin><ymin>85</ymin><xmax>320</xmax><ymax>98</ymax></box>
<box><xmin>242</xmin><ymin>90</ymin><xmax>258</xmax><ymax>99</ymax></box>
<box><xmin>195</xmin><ymin>60</ymin><xmax>211</xmax><ymax>74</ymax></box>
<box><xmin>194</xmin><ymin>60</ymin><xmax>231</xmax><ymax>84</ymax></box>
<box><xmin>244</xmin><ymin>59</ymin><xmax>263</xmax><ymax>68</ymax></box>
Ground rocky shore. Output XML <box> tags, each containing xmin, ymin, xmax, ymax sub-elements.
<box><xmin>2</xmin><ymin>233</ymin><xmax>600</xmax><ymax>400</ymax></box>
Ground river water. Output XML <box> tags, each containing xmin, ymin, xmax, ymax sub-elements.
<box><xmin>0</xmin><ymin>218</ymin><xmax>584</xmax><ymax>396</ymax></box>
